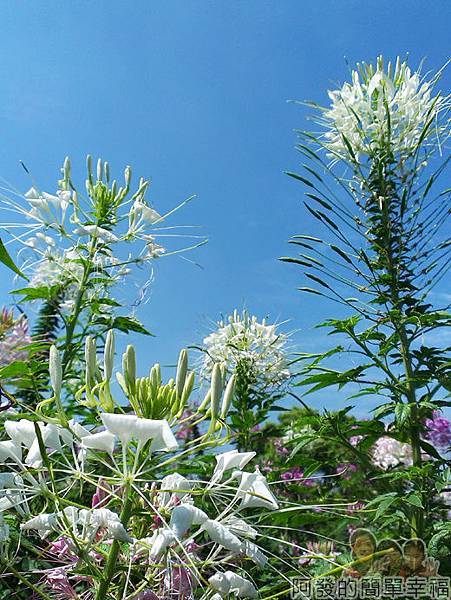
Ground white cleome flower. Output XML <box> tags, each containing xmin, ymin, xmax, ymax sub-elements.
<box><xmin>320</xmin><ymin>56</ymin><xmax>444</xmax><ymax>162</ymax></box>
<box><xmin>371</xmin><ymin>436</ymin><xmax>413</xmax><ymax>470</ymax></box>
<box><xmin>202</xmin><ymin>310</ymin><xmax>290</xmax><ymax>388</ymax></box>
<box><xmin>209</xmin><ymin>570</ymin><xmax>258</xmax><ymax>598</ymax></box>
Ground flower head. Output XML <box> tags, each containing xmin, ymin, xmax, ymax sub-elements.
<box><xmin>321</xmin><ymin>56</ymin><xmax>444</xmax><ymax>162</ymax></box>
<box><xmin>202</xmin><ymin>310</ymin><xmax>290</xmax><ymax>389</ymax></box>
<box><xmin>0</xmin><ymin>308</ymin><xmax>31</xmax><ymax>367</ymax></box>
<box><xmin>371</xmin><ymin>436</ymin><xmax>413</xmax><ymax>470</ymax></box>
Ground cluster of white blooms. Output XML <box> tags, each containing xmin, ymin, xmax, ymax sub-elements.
<box><xmin>321</xmin><ymin>56</ymin><xmax>444</xmax><ymax>162</ymax></box>
<box><xmin>0</xmin><ymin>409</ymin><xmax>279</xmax><ymax>598</ymax></box>
<box><xmin>371</xmin><ymin>436</ymin><xmax>413</xmax><ymax>470</ymax></box>
<box><xmin>202</xmin><ymin>310</ymin><xmax>290</xmax><ymax>388</ymax></box>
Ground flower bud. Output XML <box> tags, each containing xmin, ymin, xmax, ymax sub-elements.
<box><xmin>97</xmin><ymin>158</ymin><xmax>102</xmax><ymax>181</ymax></box>
<box><xmin>85</xmin><ymin>336</ymin><xmax>97</xmax><ymax>388</ymax></box>
<box><xmin>198</xmin><ymin>389</ymin><xmax>211</xmax><ymax>412</ymax></box>
<box><xmin>86</xmin><ymin>154</ymin><xmax>93</xmax><ymax>182</ymax></box>
<box><xmin>220</xmin><ymin>374</ymin><xmax>235</xmax><ymax>419</ymax></box>
<box><xmin>210</xmin><ymin>364</ymin><xmax>223</xmax><ymax>423</ymax></box>
<box><xmin>150</xmin><ymin>363</ymin><xmax>161</xmax><ymax>388</ymax></box>
<box><xmin>176</xmin><ymin>349</ymin><xmax>188</xmax><ymax>399</ymax></box>
<box><xmin>104</xmin><ymin>161</ymin><xmax>110</xmax><ymax>182</ymax></box>
<box><xmin>49</xmin><ymin>345</ymin><xmax>62</xmax><ymax>398</ymax></box>
<box><xmin>124</xmin><ymin>165</ymin><xmax>132</xmax><ymax>187</ymax></box>
<box><xmin>123</xmin><ymin>345</ymin><xmax>136</xmax><ymax>393</ymax></box>
<box><xmin>104</xmin><ymin>331</ymin><xmax>115</xmax><ymax>381</ymax></box>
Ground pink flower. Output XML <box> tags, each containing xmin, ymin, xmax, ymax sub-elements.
<box><xmin>164</xmin><ymin>565</ymin><xmax>195</xmax><ymax>598</ymax></box>
<box><xmin>92</xmin><ymin>478</ymin><xmax>112</xmax><ymax>508</ymax></box>
<box><xmin>45</xmin><ymin>568</ymin><xmax>78</xmax><ymax>598</ymax></box>
<box><xmin>0</xmin><ymin>308</ymin><xmax>31</xmax><ymax>367</ymax></box>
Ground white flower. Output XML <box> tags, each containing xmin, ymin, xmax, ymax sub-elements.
<box><xmin>25</xmin><ymin>188</ymin><xmax>71</xmax><ymax>227</ymax></box>
<box><xmin>202</xmin><ymin>310</ymin><xmax>290</xmax><ymax>388</ymax></box>
<box><xmin>4</xmin><ymin>420</ymin><xmax>36</xmax><ymax>448</ymax></box>
<box><xmin>158</xmin><ymin>473</ymin><xmax>193</xmax><ymax>507</ymax></box>
<box><xmin>211</xmin><ymin>450</ymin><xmax>256</xmax><ymax>484</ymax></box>
<box><xmin>73</xmin><ymin>225</ymin><xmax>119</xmax><ymax>243</ymax></box>
<box><xmin>169</xmin><ymin>503</ymin><xmax>208</xmax><ymax>538</ymax></box>
<box><xmin>371</xmin><ymin>436</ymin><xmax>413</xmax><ymax>470</ymax></box>
<box><xmin>132</xmin><ymin>200</ymin><xmax>162</xmax><ymax>225</ymax></box>
<box><xmin>100</xmin><ymin>413</ymin><xmax>138</xmax><ymax>444</ymax></box>
<box><xmin>235</xmin><ymin>470</ymin><xmax>279</xmax><ymax>510</ymax></box>
<box><xmin>99</xmin><ymin>413</ymin><xmax>178</xmax><ymax>452</ymax></box>
<box><xmin>134</xmin><ymin>418</ymin><xmax>178</xmax><ymax>451</ymax></box>
<box><xmin>321</xmin><ymin>56</ymin><xmax>443</xmax><ymax>162</ymax></box>
<box><xmin>81</xmin><ymin>431</ymin><xmax>116</xmax><ymax>454</ymax></box>
<box><xmin>209</xmin><ymin>570</ymin><xmax>258</xmax><ymax>598</ymax></box>
<box><xmin>21</xmin><ymin>513</ymin><xmax>58</xmax><ymax>537</ymax></box>
<box><xmin>0</xmin><ymin>441</ymin><xmax>22</xmax><ymax>463</ymax></box>
<box><xmin>201</xmin><ymin>519</ymin><xmax>243</xmax><ymax>553</ymax></box>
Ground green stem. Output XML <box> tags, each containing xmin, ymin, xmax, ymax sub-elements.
<box><xmin>95</xmin><ymin>483</ymin><xmax>133</xmax><ymax>600</ymax></box>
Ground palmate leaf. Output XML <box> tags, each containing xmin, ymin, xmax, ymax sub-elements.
<box><xmin>0</xmin><ymin>238</ymin><xmax>27</xmax><ymax>280</ymax></box>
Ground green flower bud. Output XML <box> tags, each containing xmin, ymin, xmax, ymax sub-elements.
<box><xmin>220</xmin><ymin>374</ymin><xmax>236</xmax><ymax>419</ymax></box>
<box><xmin>97</xmin><ymin>158</ymin><xmax>102</xmax><ymax>181</ymax></box>
<box><xmin>150</xmin><ymin>363</ymin><xmax>161</xmax><ymax>388</ymax></box>
<box><xmin>123</xmin><ymin>345</ymin><xmax>136</xmax><ymax>393</ymax></box>
<box><xmin>210</xmin><ymin>364</ymin><xmax>223</xmax><ymax>423</ymax></box>
<box><xmin>104</xmin><ymin>161</ymin><xmax>110</xmax><ymax>182</ymax></box>
<box><xmin>104</xmin><ymin>330</ymin><xmax>115</xmax><ymax>381</ymax></box>
<box><xmin>85</xmin><ymin>336</ymin><xmax>97</xmax><ymax>388</ymax></box>
<box><xmin>176</xmin><ymin>349</ymin><xmax>188</xmax><ymax>399</ymax></box>
<box><xmin>49</xmin><ymin>345</ymin><xmax>62</xmax><ymax>398</ymax></box>
<box><xmin>198</xmin><ymin>389</ymin><xmax>211</xmax><ymax>412</ymax></box>
<box><xmin>86</xmin><ymin>155</ymin><xmax>93</xmax><ymax>183</ymax></box>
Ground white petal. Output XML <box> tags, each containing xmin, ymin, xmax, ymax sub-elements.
<box><xmin>100</xmin><ymin>413</ymin><xmax>137</xmax><ymax>443</ymax></box>
<box><xmin>81</xmin><ymin>431</ymin><xmax>116</xmax><ymax>454</ymax></box>
<box><xmin>201</xmin><ymin>519</ymin><xmax>243</xmax><ymax>553</ymax></box>
<box><xmin>0</xmin><ymin>441</ymin><xmax>22</xmax><ymax>463</ymax></box>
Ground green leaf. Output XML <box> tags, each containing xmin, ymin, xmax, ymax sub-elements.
<box><xmin>0</xmin><ymin>238</ymin><xmax>28</xmax><ymax>280</ymax></box>
<box><xmin>405</xmin><ymin>494</ymin><xmax>423</xmax><ymax>509</ymax></box>
<box><xmin>285</xmin><ymin>171</ymin><xmax>315</xmax><ymax>188</ymax></box>
<box><xmin>110</xmin><ymin>316</ymin><xmax>153</xmax><ymax>336</ymax></box>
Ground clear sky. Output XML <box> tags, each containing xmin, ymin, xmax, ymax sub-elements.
<box><xmin>0</xmin><ymin>1</ymin><xmax>449</xmax><ymax>415</ymax></box>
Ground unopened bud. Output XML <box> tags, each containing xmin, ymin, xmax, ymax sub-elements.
<box><xmin>176</xmin><ymin>349</ymin><xmax>188</xmax><ymax>399</ymax></box>
<box><xmin>210</xmin><ymin>364</ymin><xmax>223</xmax><ymax>423</ymax></box>
<box><xmin>220</xmin><ymin>374</ymin><xmax>236</xmax><ymax>419</ymax></box>
<box><xmin>49</xmin><ymin>345</ymin><xmax>62</xmax><ymax>398</ymax></box>
<box><xmin>104</xmin><ymin>161</ymin><xmax>110</xmax><ymax>182</ymax></box>
<box><xmin>124</xmin><ymin>165</ymin><xmax>132</xmax><ymax>187</ymax></box>
<box><xmin>96</xmin><ymin>158</ymin><xmax>102</xmax><ymax>181</ymax></box>
<box><xmin>104</xmin><ymin>330</ymin><xmax>115</xmax><ymax>380</ymax></box>
<box><xmin>85</xmin><ymin>336</ymin><xmax>97</xmax><ymax>387</ymax></box>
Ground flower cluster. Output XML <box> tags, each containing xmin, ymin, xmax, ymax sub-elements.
<box><xmin>0</xmin><ymin>337</ymin><xmax>297</xmax><ymax>599</ymax></box>
<box><xmin>2</xmin><ymin>157</ymin><xmax>202</xmax><ymax>313</ymax></box>
<box><xmin>202</xmin><ymin>310</ymin><xmax>290</xmax><ymax>389</ymax></box>
<box><xmin>371</xmin><ymin>436</ymin><xmax>413</xmax><ymax>470</ymax></box>
<box><xmin>320</xmin><ymin>56</ymin><xmax>444</xmax><ymax>162</ymax></box>
<box><xmin>0</xmin><ymin>308</ymin><xmax>30</xmax><ymax>367</ymax></box>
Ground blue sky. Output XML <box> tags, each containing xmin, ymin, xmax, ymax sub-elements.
<box><xmin>0</xmin><ymin>1</ymin><xmax>449</xmax><ymax>415</ymax></box>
